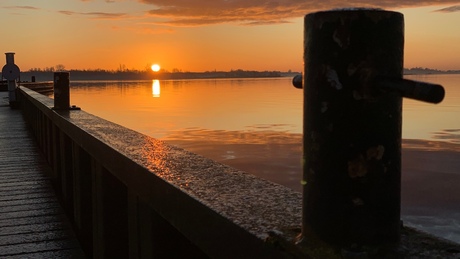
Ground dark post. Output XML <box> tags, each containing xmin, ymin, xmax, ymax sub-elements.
<box><xmin>54</xmin><ymin>72</ymin><xmax>70</xmax><ymax>110</ymax></box>
<box><xmin>2</xmin><ymin>52</ymin><xmax>20</xmax><ymax>106</ymax></box>
<box><xmin>53</xmin><ymin>72</ymin><xmax>80</xmax><ymax>110</ymax></box>
<box><xmin>301</xmin><ymin>9</ymin><xmax>404</xmax><ymax>248</ymax></box>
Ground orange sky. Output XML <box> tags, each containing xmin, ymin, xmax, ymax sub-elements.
<box><xmin>1</xmin><ymin>1</ymin><xmax>459</xmax><ymax>72</ymax></box>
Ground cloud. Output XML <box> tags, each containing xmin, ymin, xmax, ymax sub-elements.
<box><xmin>2</xmin><ymin>6</ymin><xmax>40</xmax><ymax>10</ymax></box>
<box><xmin>139</xmin><ymin>0</ymin><xmax>460</xmax><ymax>26</ymax></box>
<box><xmin>435</xmin><ymin>5</ymin><xmax>460</xmax><ymax>12</ymax></box>
<box><xmin>134</xmin><ymin>27</ymin><xmax>175</xmax><ymax>34</ymax></box>
<box><xmin>110</xmin><ymin>24</ymin><xmax>175</xmax><ymax>34</ymax></box>
<box><xmin>80</xmin><ymin>0</ymin><xmax>122</xmax><ymax>2</ymax></box>
<box><xmin>59</xmin><ymin>10</ymin><xmax>76</xmax><ymax>15</ymax></box>
<box><xmin>58</xmin><ymin>10</ymin><xmax>128</xmax><ymax>20</ymax></box>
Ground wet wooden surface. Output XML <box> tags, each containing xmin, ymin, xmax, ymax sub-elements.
<box><xmin>0</xmin><ymin>93</ymin><xmax>85</xmax><ymax>258</ymax></box>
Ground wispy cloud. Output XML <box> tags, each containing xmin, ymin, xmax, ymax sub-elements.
<box><xmin>2</xmin><ymin>6</ymin><xmax>40</xmax><ymax>10</ymax></box>
<box><xmin>80</xmin><ymin>0</ymin><xmax>121</xmax><ymax>3</ymax></box>
<box><xmin>435</xmin><ymin>5</ymin><xmax>460</xmax><ymax>12</ymax></box>
<box><xmin>58</xmin><ymin>10</ymin><xmax>128</xmax><ymax>20</ymax></box>
<box><xmin>139</xmin><ymin>0</ymin><xmax>460</xmax><ymax>26</ymax></box>
<box><xmin>110</xmin><ymin>24</ymin><xmax>175</xmax><ymax>34</ymax></box>
<box><xmin>134</xmin><ymin>27</ymin><xmax>175</xmax><ymax>34</ymax></box>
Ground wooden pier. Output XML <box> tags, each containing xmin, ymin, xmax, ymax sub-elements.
<box><xmin>0</xmin><ymin>79</ymin><xmax>457</xmax><ymax>258</ymax></box>
<box><xmin>0</xmin><ymin>92</ymin><xmax>85</xmax><ymax>258</ymax></box>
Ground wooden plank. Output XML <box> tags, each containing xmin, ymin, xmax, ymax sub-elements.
<box><xmin>0</xmin><ymin>229</ymin><xmax>76</xmax><ymax>246</ymax></box>
<box><xmin>0</xmin><ymin>215</ymin><xmax>66</xmax><ymax>228</ymax></box>
<box><xmin>2</xmin><ymin>248</ymin><xmax>86</xmax><ymax>258</ymax></box>
<box><xmin>0</xmin><ymin>239</ymin><xmax>82</xmax><ymax>257</ymax></box>
<box><xmin>0</xmin><ymin>192</ymin><xmax>56</xmax><ymax>202</ymax></box>
<box><xmin>0</xmin><ymin>202</ymin><xmax>61</xmax><ymax>213</ymax></box>
<box><xmin>0</xmin><ymin>93</ymin><xmax>85</xmax><ymax>257</ymax></box>
<box><xmin>0</xmin><ymin>188</ymin><xmax>55</xmax><ymax>198</ymax></box>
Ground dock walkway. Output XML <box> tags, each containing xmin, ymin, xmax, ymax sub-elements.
<box><xmin>0</xmin><ymin>92</ymin><xmax>85</xmax><ymax>258</ymax></box>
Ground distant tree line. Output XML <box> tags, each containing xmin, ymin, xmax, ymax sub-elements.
<box><xmin>28</xmin><ymin>64</ymin><xmax>67</xmax><ymax>72</ymax></box>
<box><xmin>18</xmin><ymin>65</ymin><xmax>286</xmax><ymax>82</ymax></box>
<box><xmin>404</xmin><ymin>67</ymin><xmax>460</xmax><ymax>75</ymax></box>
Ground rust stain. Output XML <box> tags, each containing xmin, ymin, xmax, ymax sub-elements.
<box><xmin>348</xmin><ymin>145</ymin><xmax>385</xmax><ymax>178</ymax></box>
<box><xmin>366</xmin><ymin>145</ymin><xmax>385</xmax><ymax>160</ymax></box>
<box><xmin>348</xmin><ymin>154</ymin><xmax>367</xmax><ymax>178</ymax></box>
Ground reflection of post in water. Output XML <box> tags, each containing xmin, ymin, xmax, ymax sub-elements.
<box><xmin>152</xmin><ymin>79</ymin><xmax>160</xmax><ymax>97</ymax></box>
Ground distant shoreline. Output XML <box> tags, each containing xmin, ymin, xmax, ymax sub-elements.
<box><xmin>17</xmin><ymin>70</ymin><xmax>296</xmax><ymax>82</ymax></box>
<box><xmin>8</xmin><ymin>68</ymin><xmax>460</xmax><ymax>82</ymax></box>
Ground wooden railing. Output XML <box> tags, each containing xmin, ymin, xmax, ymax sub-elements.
<box><xmin>17</xmin><ymin>86</ymin><xmax>302</xmax><ymax>258</ymax></box>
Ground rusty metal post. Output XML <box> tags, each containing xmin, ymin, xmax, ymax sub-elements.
<box><xmin>301</xmin><ymin>9</ymin><xmax>405</xmax><ymax>248</ymax></box>
<box><xmin>53</xmin><ymin>72</ymin><xmax>80</xmax><ymax>110</ymax></box>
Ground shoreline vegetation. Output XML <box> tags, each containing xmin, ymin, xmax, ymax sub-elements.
<box><xmin>19</xmin><ymin>69</ymin><xmax>292</xmax><ymax>82</ymax></box>
<box><xmin>9</xmin><ymin>67</ymin><xmax>460</xmax><ymax>82</ymax></box>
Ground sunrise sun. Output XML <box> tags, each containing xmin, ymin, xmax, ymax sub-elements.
<box><xmin>151</xmin><ymin>64</ymin><xmax>161</xmax><ymax>72</ymax></box>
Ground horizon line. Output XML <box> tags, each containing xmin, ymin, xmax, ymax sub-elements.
<box><xmin>17</xmin><ymin>67</ymin><xmax>460</xmax><ymax>73</ymax></box>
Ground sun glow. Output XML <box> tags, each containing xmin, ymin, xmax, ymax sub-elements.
<box><xmin>151</xmin><ymin>64</ymin><xmax>161</xmax><ymax>72</ymax></box>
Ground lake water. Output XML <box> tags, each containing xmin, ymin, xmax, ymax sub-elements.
<box><xmin>68</xmin><ymin>75</ymin><xmax>460</xmax><ymax>144</ymax></box>
<box><xmin>67</xmin><ymin>74</ymin><xmax>460</xmax><ymax>243</ymax></box>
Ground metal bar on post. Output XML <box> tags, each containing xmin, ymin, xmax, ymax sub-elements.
<box><xmin>300</xmin><ymin>9</ymin><xmax>405</xmax><ymax>251</ymax></box>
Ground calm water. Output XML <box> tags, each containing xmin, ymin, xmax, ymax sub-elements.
<box><xmin>69</xmin><ymin>78</ymin><xmax>302</xmax><ymax>139</ymax></box>
<box><xmin>68</xmin><ymin>75</ymin><xmax>460</xmax><ymax>144</ymax></box>
<box><xmin>68</xmin><ymin>75</ymin><xmax>460</xmax><ymax>243</ymax></box>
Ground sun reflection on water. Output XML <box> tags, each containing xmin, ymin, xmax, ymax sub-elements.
<box><xmin>152</xmin><ymin>80</ymin><xmax>160</xmax><ymax>97</ymax></box>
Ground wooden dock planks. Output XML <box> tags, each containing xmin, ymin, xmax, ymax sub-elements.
<box><xmin>0</xmin><ymin>93</ymin><xmax>85</xmax><ymax>258</ymax></box>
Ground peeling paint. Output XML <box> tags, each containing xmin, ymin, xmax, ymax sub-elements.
<box><xmin>366</xmin><ymin>145</ymin><xmax>385</xmax><ymax>160</ymax></box>
<box><xmin>348</xmin><ymin>154</ymin><xmax>367</xmax><ymax>178</ymax></box>
<box><xmin>321</xmin><ymin>102</ymin><xmax>328</xmax><ymax>113</ymax></box>
<box><xmin>332</xmin><ymin>21</ymin><xmax>350</xmax><ymax>49</ymax></box>
<box><xmin>326</xmin><ymin>68</ymin><xmax>343</xmax><ymax>90</ymax></box>
<box><xmin>352</xmin><ymin>197</ymin><xmax>364</xmax><ymax>206</ymax></box>
<box><xmin>348</xmin><ymin>145</ymin><xmax>385</xmax><ymax>178</ymax></box>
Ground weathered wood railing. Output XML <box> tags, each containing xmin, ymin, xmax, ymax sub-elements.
<box><xmin>17</xmin><ymin>86</ymin><xmax>302</xmax><ymax>258</ymax></box>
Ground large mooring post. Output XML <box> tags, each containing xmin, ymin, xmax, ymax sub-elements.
<box><xmin>2</xmin><ymin>53</ymin><xmax>21</xmax><ymax>107</ymax></box>
<box><xmin>296</xmin><ymin>9</ymin><xmax>444</xmax><ymax>251</ymax></box>
<box><xmin>53</xmin><ymin>72</ymin><xmax>70</xmax><ymax>110</ymax></box>
<box><xmin>53</xmin><ymin>72</ymin><xmax>80</xmax><ymax>111</ymax></box>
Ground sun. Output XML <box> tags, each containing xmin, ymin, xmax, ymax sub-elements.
<box><xmin>151</xmin><ymin>64</ymin><xmax>161</xmax><ymax>72</ymax></box>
